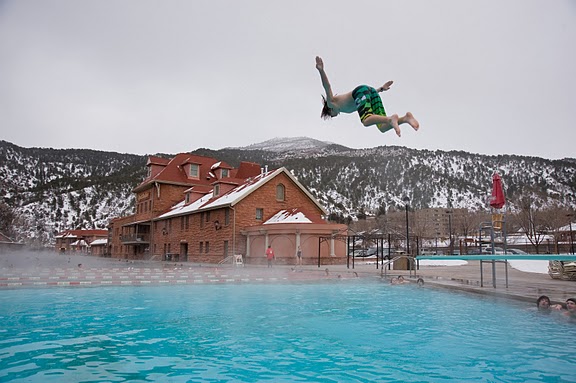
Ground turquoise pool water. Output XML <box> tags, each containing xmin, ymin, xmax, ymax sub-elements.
<box><xmin>1</xmin><ymin>280</ymin><xmax>575</xmax><ymax>382</ymax></box>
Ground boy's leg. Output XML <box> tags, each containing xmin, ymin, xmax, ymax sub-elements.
<box><xmin>398</xmin><ymin>112</ymin><xmax>419</xmax><ymax>131</ymax></box>
<box><xmin>362</xmin><ymin>114</ymin><xmax>401</xmax><ymax>137</ymax></box>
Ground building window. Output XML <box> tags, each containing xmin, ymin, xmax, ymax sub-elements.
<box><xmin>256</xmin><ymin>208</ymin><xmax>263</xmax><ymax>220</ymax></box>
<box><xmin>214</xmin><ymin>184</ymin><xmax>220</xmax><ymax>197</ymax></box>
<box><xmin>276</xmin><ymin>184</ymin><xmax>285</xmax><ymax>201</ymax></box>
<box><xmin>180</xmin><ymin>217</ymin><xmax>184</xmax><ymax>230</ymax></box>
<box><xmin>222</xmin><ymin>169</ymin><xmax>229</xmax><ymax>178</ymax></box>
<box><xmin>200</xmin><ymin>213</ymin><xmax>204</xmax><ymax>228</ymax></box>
<box><xmin>206</xmin><ymin>211</ymin><xmax>211</xmax><ymax>222</ymax></box>
<box><xmin>162</xmin><ymin>221</ymin><xmax>168</xmax><ymax>235</ymax></box>
<box><xmin>185</xmin><ymin>216</ymin><xmax>189</xmax><ymax>230</ymax></box>
<box><xmin>224</xmin><ymin>208</ymin><xmax>230</xmax><ymax>226</ymax></box>
<box><xmin>205</xmin><ymin>241</ymin><xmax>210</xmax><ymax>253</ymax></box>
<box><xmin>185</xmin><ymin>193</ymin><xmax>190</xmax><ymax>204</ymax></box>
<box><xmin>223</xmin><ymin>240</ymin><xmax>229</xmax><ymax>256</ymax></box>
<box><xmin>189</xmin><ymin>164</ymin><xmax>199</xmax><ymax>178</ymax></box>
<box><xmin>199</xmin><ymin>242</ymin><xmax>203</xmax><ymax>254</ymax></box>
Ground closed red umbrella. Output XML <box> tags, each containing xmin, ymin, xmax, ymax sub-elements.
<box><xmin>490</xmin><ymin>173</ymin><xmax>505</xmax><ymax>209</ymax></box>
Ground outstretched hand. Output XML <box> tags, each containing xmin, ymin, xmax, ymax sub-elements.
<box><xmin>380</xmin><ymin>81</ymin><xmax>393</xmax><ymax>91</ymax></box>
<box><xmin>315</xmin><ymin>56</ymin><xmax>324</xmax><ymax>71</ymax></box>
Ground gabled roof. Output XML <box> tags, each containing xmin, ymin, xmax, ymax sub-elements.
<box><xmin>147</xmin><ymin>156</ymin><xmax>170</xmax><ymax>166</ymax></box>
<box><xmin>134</xmin><ymin>153</ymin><xmax>220</xmax><ymax>192</ymax></box>
<box><xmin>89</xmin><ymin>238</ymin><xmax>108</xmax><ymax>246</ymax></box>
<box><xmin>184</xmin><ymin>185</ymin><xmax>213</xmax><ymax>194</ymax></box>
<box><xmin>55</xmin><ymin>229</ymin><xmax>108</xmax><ymax>239</ymax></box>
<box><xmin>157</xmin><ymin>167</ymin><xmax>327</xmax><ymax>219</ymax></box>
<box><xmin>0</xmin><ymin>231</ymin><xmax>17</xmax><ymax>243</ymax></box>
<box><xmin>235</xmin><ymin>161</ymin><xmax>261</xmax><ymax>179</ymax></box>
<box><xmin>263</xmin><ymin>208</ymin><xmax>325</xmax><ymax>224</ymax></box>
<box><xmin>210</xmin><ymin>161</ymin><xmax>234</xmax><ymax>170</ymax></box>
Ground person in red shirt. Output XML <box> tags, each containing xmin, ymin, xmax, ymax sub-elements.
<box><xmin>266</xmin><ymin>245</ymin><xmax>275</xmax><ymax>268</ymax></box>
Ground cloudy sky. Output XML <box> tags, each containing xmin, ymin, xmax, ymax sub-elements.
<box><xmin>1</xmin><ymin>0</ymin><xmax>574</xmax><ymax>159</ymax></box>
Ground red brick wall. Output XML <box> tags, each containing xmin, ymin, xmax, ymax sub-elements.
<box><xmin>148</xmin><ymin>172</ymin><xmax>325</xmax><ymax>262</ymax></box>
<box><xmin>134</xmin><ymin>184</ymin><xmax>189</xmax><ymax>221</ymax></box>
<box><xmin>110</xmin><ymin>170</ymin><xmax>347</xmax><ymax>265</ymax></box>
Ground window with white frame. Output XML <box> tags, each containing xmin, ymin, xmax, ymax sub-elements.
<box><xmin>189</xmin><ymin>164</ymin><xmax>199</xmax><ymax>178</ymax></box>
<box><xmin>256</xmin><ymin>208</ymin><xmax>263</xmax><ymax>220</ymax></box>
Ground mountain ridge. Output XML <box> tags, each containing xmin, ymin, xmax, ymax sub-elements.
<box><xmin>1</xmin><ymin>138</ymin><xmax>575</xmax><ymax>245</ymax></box>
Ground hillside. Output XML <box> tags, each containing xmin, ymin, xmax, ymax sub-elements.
<box><xmin>1</xmin><ymin>139</ymin><xmax>575</xmax><ymax>245</ymax></box>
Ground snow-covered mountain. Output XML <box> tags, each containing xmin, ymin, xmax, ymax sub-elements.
<box><xmin>2</xmin><ymin>138</ymin><xmax>575</xmax><ymax>245</ymax></box>
<box><xmin>233</xmin><ymin>137</ymin><xmax>334</xmax><ymax>152</ymax></box>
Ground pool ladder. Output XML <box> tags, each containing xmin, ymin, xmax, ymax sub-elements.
<box><xmin>380</xmin><ymin>255</ymin><xmax>418</xmax><ymax>278</ymax></box>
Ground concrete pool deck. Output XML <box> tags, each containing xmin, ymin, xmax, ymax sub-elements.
<box><xmin>1</xmin><ymin>251</ymin><xmax>574</xmax><ymax>306</ymax></box>
<box><xmin>335</xmin><ymin>259</ymin><xmax>576</xmax><ymax>305</ymax></box>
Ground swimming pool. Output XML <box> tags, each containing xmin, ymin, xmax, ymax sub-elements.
<box><xmin>1</xmin><ymin>280</ymin><xmax>574</xmax><ymax>382</ymax></box>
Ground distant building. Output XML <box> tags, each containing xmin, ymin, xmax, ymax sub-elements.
<box><xmin>0</xmin><ymin>231</ymin><xmax>25</xmax><ymax>252</ymax></box>
<box><xmin>109</xmin><ymin>153</ymin><xmax>347</xmax><ymax>265</ymax></box>
<box><xmin>54</xmin><ymin>229</ymin><xmax>108</xmax><ymax>253</ymax></box>
<box><xmin>88</xmin><ymin>238</ymin><xmax>109</xmax><ymax>256</ymax></box>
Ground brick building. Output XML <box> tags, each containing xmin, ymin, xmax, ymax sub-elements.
<box><xmin>54</xmin><ymin>229</ymin><xmax>108</xmax><ymax>253</ymax></box>
<box><xmin>109</xmin><ymin>153</ymin><xmax>347</xmax><ymax>265</ymax></box>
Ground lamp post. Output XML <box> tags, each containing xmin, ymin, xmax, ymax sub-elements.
<box><xmin>567</xmin><ymin>214</ymin><xmax>574</xmax><ymax>254</ymax></box>
<box><xmin>403</xmin><ymin>196</ymin><xmax>410</xmax><ymax>255</ymax></box>
<box><xmin>446</xmin><ymin>210</ymin><xmax>453</xmax><ymax>255</ymax></box>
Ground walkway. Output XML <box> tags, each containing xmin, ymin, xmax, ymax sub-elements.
<box><xmin>1</xmin><ymin>252</ymin><xmax>574</xmax><ymax>306</ymax></box>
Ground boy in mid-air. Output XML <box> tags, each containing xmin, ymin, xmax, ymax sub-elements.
<box><xmin>315</xmin><ymin>56</ymin><xmax>419</xmax><ymax>137</ymax></box>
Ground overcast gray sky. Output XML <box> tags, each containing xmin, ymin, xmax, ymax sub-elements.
<box><xmin>1</xmin><ymin>0</ymin><xmax>574</xmax><ymax>159</ymax></box>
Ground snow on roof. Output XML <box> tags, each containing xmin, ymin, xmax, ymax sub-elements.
<box><xmin>55</xmin><ymin>233</ymin><xmax>78</xmax><ymax>239</ymax></box>
<box><xmin>90</xmin><ymin>239</ymin><xmax>108</xmax><ymax>246</ymax></box>
<box><xmin>202</xmin><ymin>169</ymin><xmax>278</xmax><ymax>209</ymax></box>
<box><xmin>264</xmin><ymin>209</ymin><xmax>312</xmax><ymax>224</ymax></box>
<box><xmin>156</xmin><ymin>167</ymin><xmax>325</xmax><ymax>220</ymax></box>
<box><xmin>558</xmin><ymin>222</ymin><xmax>576</xmax><ymax>232</ymax></box>
<box><xmin>157</xmin><ymin>193</ymin><xmax>214</xmax><ymax>219</ymax></box>
<box><xmin>156</xmin><ymin>170</ymin><xmax>277</xmax><ymax>220</ymax></box>
<box><xmin>210</xmin><ymin>161</ymin><xmax>222</xmax><ymax>170</ymax></box>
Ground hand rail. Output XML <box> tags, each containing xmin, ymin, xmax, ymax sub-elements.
<box><xmin>380</xmin><ymin>255</ymin><xmax>417</xmax><ymax>278</ymax></box>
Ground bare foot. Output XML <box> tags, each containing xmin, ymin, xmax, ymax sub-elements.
<box><xmin>405</xmin><ymin>112</ymin><xmax>419</xmax><ymax>131</ymax></box>
<box><xmin>390</xmin><ymin>114</ymin><xmax>400</xmax><ymax>137</ymax></box>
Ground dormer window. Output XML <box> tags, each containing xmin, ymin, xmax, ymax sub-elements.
<box><xmin>147</xmin><ymin>166</ymin><xmax>152</xmax><ymax>178</ymax></box>
<box><xmin>221</xmin><ymin>168</ymin><xmax>229</xmax><ymax>178</ymax></box>
<box><xmin>185</xmin><ymin>193</ymin><xmax>190</xmax><ymax>204</ymax></box>
<box><xmin>189</xmin><ymin>164</ymin><xmax>199</xmax><ymax>178</ymax></box>
<box><xmin>213</xmin><ymin>184</ymin><xmax>220</xmax><ymax>197</ymax></box>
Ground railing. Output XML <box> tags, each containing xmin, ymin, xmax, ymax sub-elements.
<box><xmin>218</xmin><ymin>255</ymin><xmax>234</xmax><ymax>265</ymax></box>
<box><xmin>120</xmin><ymin>234</ymin><xmax>150</xmax><ymax>244</ymax></box>
<box><xmin>380</xmin><ymin>256</ymin><xmax>417</xmax><ymax>278</ymax></box>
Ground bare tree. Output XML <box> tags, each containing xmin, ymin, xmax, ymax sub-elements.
<box><xmin>0</xmin><ymin>202</ymin><xmax>15</xmax><ymax>237</ymax></box>
<box><xmin>512</xmin><ymin>197</ymin><xmax>549</xmax><ymax>253</ymax></box>
<box><xmin>540</xmin><ymin>205</ymin><xmax>572</xmax><ymax>253</ymax></box>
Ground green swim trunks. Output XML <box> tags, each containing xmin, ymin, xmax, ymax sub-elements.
<box><xmin>352</xmin><ymin>85</ymin><xmax>387</xmax><ymax>124</ymax></box>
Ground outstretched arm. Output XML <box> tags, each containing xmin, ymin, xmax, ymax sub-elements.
<box><xmin>316</xmin><ymin>56</ymin><xmax>335</xmax><ymax>103</ymax></box>
<box><xmin>377</xmin><ymin>81</ymin><xmax>394</xmax><ymax>92</ymax></box>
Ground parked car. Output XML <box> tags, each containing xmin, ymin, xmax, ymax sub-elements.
<box><xmin>507</xmin><ymin>248</ymin><xmax>528</xmax><ymax>255</ymax></box>
<box><xmin>352</xmin><ymin>248</ymin><xmax>378</xmax><ymax>258</ymax></box>
<box><xmin>480</xmin><ymin>246</ymin><xmax>505</xmax><ymax>255</ymax></box>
